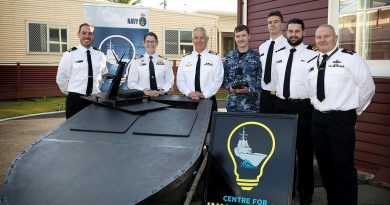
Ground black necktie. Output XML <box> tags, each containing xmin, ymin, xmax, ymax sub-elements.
<box><xmin>264</xmin><ymin>40</ymin><xmax>275</xmax><ymax>84</ymax></box>
<box><xmin>283</xmin><ymin>48</ymin><xmax>296</xmax><ymax>99</ymax></box>
<box><xmin>195</xmin><ymin>54</ymin><xmax>201</xmax><ymax>92</ymax></box>
<box><xmin>86</xmin><ymin>50</ymin><xmax>93</xmax><ymax>96</ymax></box>
<box><xmin>149</xmin><ymin>56</ymin><xmax>158</xmax><ymax>90</ymax></box>
<box><xmin>317</xmin><ymin>54</ymin><xmax>328</xmax><ymax>101</ymax></box>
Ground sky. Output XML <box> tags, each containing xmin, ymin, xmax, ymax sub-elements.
<box><xmin>140</xmin><ymin>0</ymin><xmax>237</xmax><ymax>13</ymax></box>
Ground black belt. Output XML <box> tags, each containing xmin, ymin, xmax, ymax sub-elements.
<box><xmin>68</xmin><ymin>92</ymin><xmax>84</xmax><ymax>96</ymax></box>
<box><xmin>262</xmin><ymin>90</ymin><xmax>276</xmax><ymax>95</ymax></box>
<box><xmin>277</xmin><ymin>97</ymin><xmax>310</xmax><ymax>103</ymax></box>
<box><xmin>315</xmin><ymin>109</ymin><xmax>355</xmax><ymax>114</ymax></box>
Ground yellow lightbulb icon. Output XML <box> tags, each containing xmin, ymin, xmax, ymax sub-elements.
<box><xmin>227</xmin><ymin>121</ymin><xmax>275</xmax><ymax>191</ymax></box>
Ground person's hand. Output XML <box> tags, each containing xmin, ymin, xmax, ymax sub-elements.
<box><xmin>230</xmin><ymin>86</ymin><xmax>249</xmax><ymax>94</ymax></box>
<box><xmin>237</xmin><ymin>86</ymin><xmax>249</xmax><ymax>94</ymax></box>
<box><xmin>143</xmin><ymin>89</ymin><xmax>160</xmax><ymax>97</ymax></box>
<box><xmin>229</xmin><ymin>86</ymin><xmax>235</xmax><ymax>93</ymax></box>
<box><xmin>188</xmin><ymin>91</ymin><xmax>204</xmax><ymax>100</ymax></box>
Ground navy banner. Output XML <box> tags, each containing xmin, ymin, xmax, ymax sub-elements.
<box><xmin>84</xmin><ymin>4</ymin><xmax>149</xmax><ymax>92</ymax></box>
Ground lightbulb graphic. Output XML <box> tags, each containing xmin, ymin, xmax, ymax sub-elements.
<box><xmin>227</xmin><ymin>121</ymin><xmax>275</xmax><ymax>191</ymax></box>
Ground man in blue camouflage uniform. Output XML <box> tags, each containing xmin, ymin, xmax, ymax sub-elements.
<box><xmin>223</xmin><ymin>24</ymin><xmax>261</xmax><ymax>112</ymax></box>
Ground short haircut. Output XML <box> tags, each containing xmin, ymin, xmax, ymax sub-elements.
<box><xmin>144</xmin><ymin>31</ymin><xmax>158</xmax><ymax>43</ymax></box>
<box><xmin>192</xmin><ymin>27</ymin><xmax>208</xmax><ymax>38</ymax></box>
<box><xmin>234</xmin><ymin>24</ymin><xmax>250</xmax><ymax>34</ymax></box>
<box><xmin>78</xmin><ymin>22</ymin><xmax>94</xmax><ymax>33</ymax></box>
<box><xmin>317</xmin><ymin>24</ymin><xmax>336</xmax><ymax>35</ymax></box>
<box><xmin>287</xmin><ymin>18</ymin><xmax>305</xmax><ymax>30</ymax></box>
<box><xmin>268</xmin><ymin>11</ymin><xmax>284</xmax><ymax>23</ymax></box>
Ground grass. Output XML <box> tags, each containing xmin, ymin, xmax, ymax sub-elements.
<box><xmin>216</xmin><ymin>91</ymin><xmax>228</xmax><ymax>100</ymax></box>
<box><xmin>0</xmin><ymin>97</ymin><xmax>66</xmax><ymax>119</ymax></box>
<box><xmin>0</xmin><ymin>92</ymin><xmax>228</xmax><ymax>119</ymax></box>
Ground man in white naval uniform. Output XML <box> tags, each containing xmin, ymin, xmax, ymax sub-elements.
<box><xmin>306</xmin><ymin>24</ymin><xmax>375</xmax><ymax>205</ymax></box>
<box><xmin>273</xmin><ymin>18</ymin><xmax>317</xmax><ymax>205</ymax></box>
<box><xmin>176</xmin><ymin>27</ymin><xmax>224</xmax><ymax>111</ymax></box>
<box><xmin>56</xmin><ymin>22</ymin><xmax>107</xmax><ymax>119</ymax></box>
<box><xmin>127</xmin><ymin>32</ymin><xmax>174</xmax><ymax>97</ymax></box>
<box><xmin>258</xmin><ymin>11</ymin><xmax>288</xmax><ymax>113</ymax></box>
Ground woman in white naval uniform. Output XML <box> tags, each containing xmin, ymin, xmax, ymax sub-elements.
<box><xmin>127</xmin><ymin>32</ymin><xmax>174</xmax><ymax>97</ymax></box>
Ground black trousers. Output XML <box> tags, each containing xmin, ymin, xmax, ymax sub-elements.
<box><xmin>312</xmin><ymin>109</ymin><xmax>357</xmax><ymax>205</ymax></box>
<box><xmin>210</xmin><ymin>95</ymin><xmax>217</xmax><ymax>112</ymax></box>
<box><xmin>259</xmin><ymin>90</ymin><xmax>277</xmax><ymax>113</ymax></box>
<box><xmin>275</xmin><ymin>98</ymin><xmax>314</xmax><ymax>203</ymax></box>
<box><xmin>65</xmin><ymin>92</ymin><xmax>91</xmax><ymax>119</ymax></box>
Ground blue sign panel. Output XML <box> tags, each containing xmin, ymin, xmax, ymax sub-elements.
<box><xmin>207</xmin><ymin>113</ymin><xmax>298</xmax><ymax>205</ymax></box>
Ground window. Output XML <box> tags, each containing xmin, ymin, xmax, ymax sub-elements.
<box><xmin>28</xmin><ymin>22</ymin><xmax>68</xmax><ymax>53</ymax></box>
<box><xmin>338</xmin><ymin>0</ymin><xmax>390</xmax><ymax>60</ymax></box>
<box><xmin>164</xmin><ymin>29</ymin><xmax>193</xmax><ymax>55</ymax></box>
<box><xmin>221</xmin><ymin>32</ymin><xmax>235</xmax><ymax>58</ymax></box>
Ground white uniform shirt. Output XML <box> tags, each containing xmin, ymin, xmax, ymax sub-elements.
<box><xmin>177</xmin><ymin>49</ymin><xmax>224</xmax><ymax>98</ymax></box>
<box><xmin>127</xmin><ymin>53</ymin><xmax>174</xmax><ymax>92</ymax></box>
<box><xmin>305</xmin><ymin>47</ymin><xmax>375</xmax><ymax>115</ymax></box>
<box><xmin>56</xmin><ymin>45</ymin><xmax>107</xmax><ymax>95</ymax></box>
<box><xmin>259</xmin><ymin>35</ymin><xmax>288</xmax><ymax>92</ymax></box>
<box><xmin>274</xmin><ymin>43</ymin><xmax>317</xmax><ymax>99</ymax></box>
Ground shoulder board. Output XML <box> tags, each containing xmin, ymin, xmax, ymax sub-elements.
<box><xmin>183</xmin><ymin>52</ymin><xmax>192</xmax><ymax>57</ymax></box>
<box><xmin>208</xmin><ymin>50</ymin><xmax>219</xmax><ymax>55</ymax></box>
<box><xmin>275</xmin><ymin>46</ymin><xmax>286</xmax><ymax>53</ymax></box>
<box><xmin>67</xmin><ymin>47</ymin><xmax>77</xmax><ymax>52</ymax></box>
<box><xmin>307</xmin><ymin>56</ymin><xmax>318</xmax><ymax>63</ymax></box>
<box><xmin>134</xmin><ymin>55</ymin><xmax>144</xmax><ymax>60</ymax></box>
<box><xmin>158</xmin><ymin>55</ymin><xmax>167</xmax><ymax>60</ymax></box>
<box><xmin>307</xmin><ymin>45</ymin><xmax>318</xmax><ymax>51</ymax></box>
<box><xmin>93</xmin><ymin>47</ymin><xmax>101</xmax><ymax>51</ymax></box>
<box><xmin>341</xmin><ymin>48</ymin><xmax>356</xmax><ymax>55</ymax></box>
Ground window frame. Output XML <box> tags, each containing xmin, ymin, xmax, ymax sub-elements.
<box><xmin>328</xmin><ymin>1</ymin><xmax>390</xmax><ymax>77</ymax></box>
<box><xmin>26</xmin><ymin>21</ymin><xmax>68</xmax><ymax>54</ymax></box>
<box><xmin>163</xmin><ymin>28</ymin><xmax>193</xmax><ymax>56</ymax></box>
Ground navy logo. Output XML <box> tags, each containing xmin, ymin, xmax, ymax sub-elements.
<box><xmin>139</xmin><ymin>13</ymin><xmax>147</xmax><ymax>27</ymax></box>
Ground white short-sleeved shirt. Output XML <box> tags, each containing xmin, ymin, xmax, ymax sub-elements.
<box><xmin>127</xmin><ymin>53</ymin><xmax>174</xmax><ymax>92</ymax></box>
<box><xmin>176</xmin><ymin>49</ymin><xmax>224</xmax><ymax>98</ymax></box>
<box><xmin>259</xmin><ymin>35</ymin><xmax>288</xmax><ymax>92</ymax></box>
<box><xmin>305</xmin><ymin>47</ymin><xmax>375</xmax><ymax>115</ymax></box>
<box><xmin>56</xmin><ymin>45</ymin><xmax>107</xmax><ymax>95</ymax></box>
<box><xmin>273</xmin><ymin>43</ymin><xmax>317</xmax><ymax>100</ymax></box>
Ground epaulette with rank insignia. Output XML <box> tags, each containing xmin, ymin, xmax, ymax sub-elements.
<box><xmin>307</xmin><ymin>45</ymin><xmax>318</xmax><ymax>51</ymax></box>
<box><xmin>307</xmin><ymin>56</ymin><xmax>317</xmax><ymax>63</ymax></box>
<box><xmin>158</xmin><ymin>55</ymin><xmax>167</xmax><ymax>60</ymax></box>
<box><xmin>341</xmin><ymin>48</ymin><xmax>356</xmax><ymax>55</ymax></box>
<box><xmin>134</xmin><ymin>55</ymin><xmax>143</xmax><ymax>60</ymax></box>
<box><xmin>208</xmin><ymin>50</ymin><xmax>219</xmax><ymax>55</ymax></box>
<box><xmin>183</xmin><ymin>52</ymin><xmax>192</xmax><ymax>57</ymax></box>
<box><xmin>67</xmin><ymin>47</ymin><xmax>77</xmax><ymax>52</ymax></box>
<box><xmin>93</xmin><ymin>47</ymin><xmax>101</xmax><ymax>51</ymax></box>
<box><xmin>275</xmin><ymin>47</ymin><xmax>286</xmax><ymax>53</ymax></box>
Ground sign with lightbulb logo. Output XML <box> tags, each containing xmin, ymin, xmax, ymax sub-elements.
<box><xmin>206</xmin><ymin>113</ymin><xmax>298</xmax><ymax>205</ymax></box>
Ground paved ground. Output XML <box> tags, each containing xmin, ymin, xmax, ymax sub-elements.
<box><xmin>0</xmin><ymin>112</ymin><xmax>65</xmax><ymax>189</ymax></box>
<box><xmin>0</xmin><ymin>106</ymin><xmax>389</xmax><ymax>204</ymax></box>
